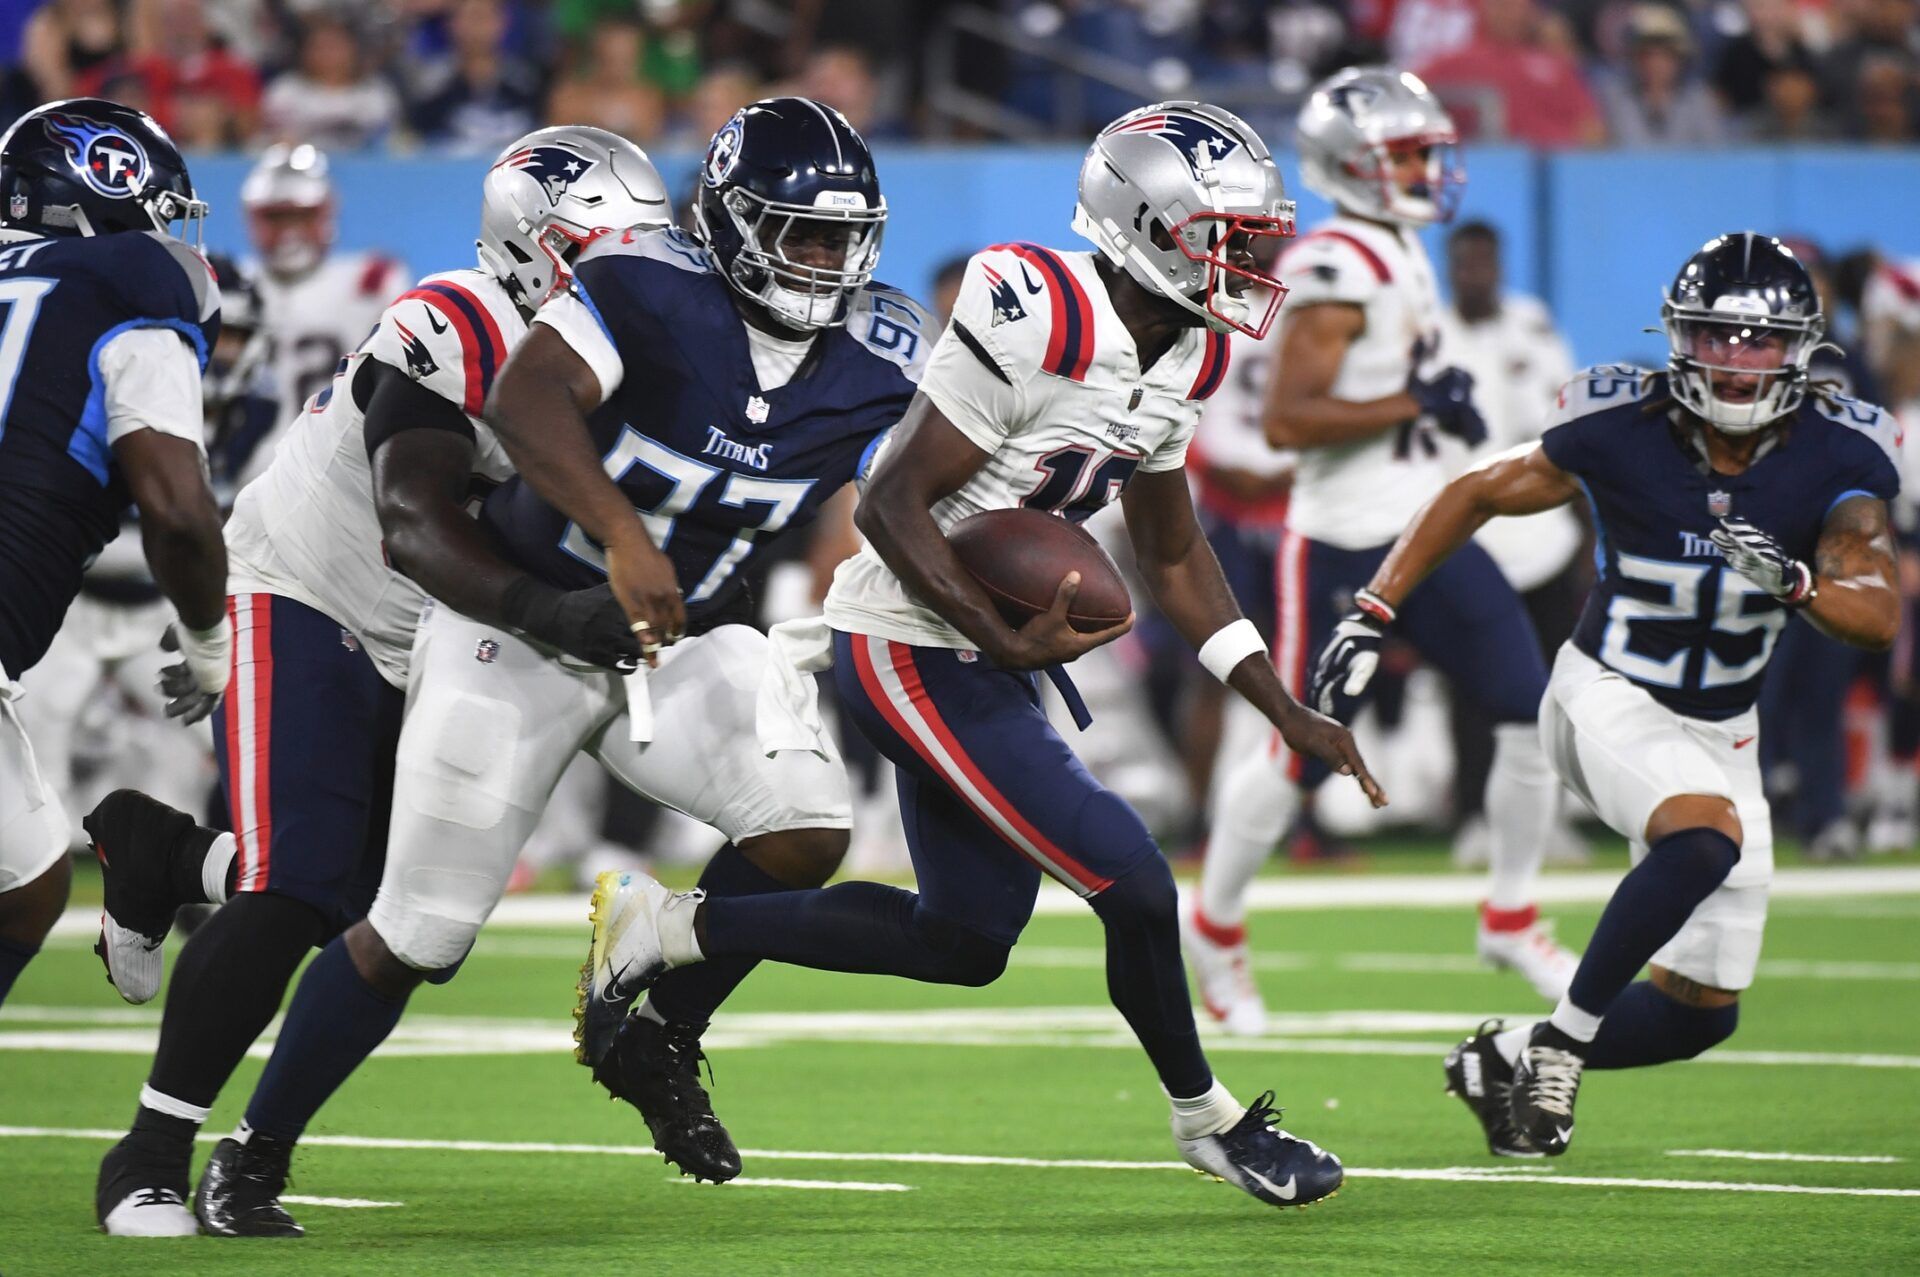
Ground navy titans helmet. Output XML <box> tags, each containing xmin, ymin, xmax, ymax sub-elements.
<box><xmin>1661</xmin><ymin>232</ymin><xmax>1825</xmax><ymax>436</ymax></box>
<box><xmin>694</xmin><ymin>97</ymin><xmax>886</xmax><ymax>332</ymax></box>
<box><xmin>0</xmin><ymin>97</ymin><xmax>206</xmax><ymax>241</ymax></box>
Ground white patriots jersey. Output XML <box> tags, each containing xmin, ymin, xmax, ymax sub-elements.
<box><xmin>245</xmin><ymin>250</ymin><xmax>409</xmax><ymax>480</ymax></box>
<box><xmin>825</xmin><ymin>243</ymin><xmax>1228</xmax><ymax>648</ymax></box>
<box><xmin>225</xmin><ymin>267</ymin><xmax>521</xmax><ymax>686</ymax></box>
<box><xmin>1190</xmin><ymin>327</ymin><xmax>1293</xmax><ymax>525</ymax></box>
<box><xmin>1279</xmin><ymin>214</ymin><xmax>1451</xmax><ymax>550</ymax></box>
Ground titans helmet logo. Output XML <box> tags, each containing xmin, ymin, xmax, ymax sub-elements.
<box><xmin>44</xmin><ymin>114</ymin><xmax>149</xmax><ymax>200</ymax></box>
<box><xmin>982</xmin><ymin>265</ymin><xmax>1026</xmax><ymax>327</ymax></box>
<box><xmin>704</xmin><ymin>116</ymin><xmax>745</xmax><ymax>188</ymax></box>
<box><xmin>500</xmin><ymin>145</ymin><xmax>598</xmax><ymax>206</ymax></box>
<box><xmin>1108</xmin><ymin>112</ymin><xmax>1240</xmax><ymax>181</ymax></box>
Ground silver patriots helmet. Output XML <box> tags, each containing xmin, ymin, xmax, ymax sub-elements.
<box><xmin>1662</xmin><ymin>232</ymin><xmax>1826</xmax><ymax>435</ymax></box>
<box><xmin>1297</xmin><ymin>66</ymin><xmax>1463</xmax><ymax>227</ymax></box>
<box><xmin>241</xmin><ymin>142</ymin><xmax>333</xmax><ymax>278</ymax></box>
<box><xmin>477</xmin><ymin>126</ymin><xmax>673</xmax><ymax>310</ymax></box>
<box><xmin>1072</xmin><ymin>101</ymin><xmax>1295</xmax><ymax>338</ymax></box>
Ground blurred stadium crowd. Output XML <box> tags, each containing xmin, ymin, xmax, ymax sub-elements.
<box><xmin>9</xmin><ymin>0</ymin><xmax>1920</xmax><ymax>889</ymax></box>
<box><xmin>0</xmin><ymin>0</ymin><xmax>1917</xmax><ymax>151</ymax></box>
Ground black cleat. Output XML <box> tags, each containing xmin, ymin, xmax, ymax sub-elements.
<box><xmin>1508</xmin><ymin>1022</ymin><xmax>1586</xmax><ymax>1157</ymax></box>
<box><xmin>1443</xmin><ymin>1020</ymin><xmax>1540</xmax><ymax>1158</ymax></box>
<box><xmin>595</xmin><ymin>1015</ymin><xmax>742</xmax><ymax>1183</ymax></box>
<box><xmin>195</xmin><ymin>1136</ymin><xmax>304</xmax><ymax>1237</ymax></box>
<box><xmin>96</xmin><ymin>1136</ymin><xmax>197</xmax><ymax>1236</ymax></box>
<box><xmin>85</xmin><ymin>790</ymin><xmax>197</xmax><ymax>1004</ymax></box>
<box><xmin>1175</xmin><ymin>1091</ymin><xmax>1344</xmax><ymax>1209</ymax></box>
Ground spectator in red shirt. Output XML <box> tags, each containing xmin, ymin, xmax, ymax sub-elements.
<box><xmin>1417</xmin><ymin>0</ymin><xmax>1607</xmax><ymax>147</ymax></box>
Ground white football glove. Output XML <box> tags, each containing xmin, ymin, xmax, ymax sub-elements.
<box><xmin>1708</xmin><ymin>516</ymin><xmax>1815</xmax><ymax>605</ymax></box>
<box><xmin>158</xmin><ymin>618</ymin><xmax>231</xmax><ymax>724</ymax></box>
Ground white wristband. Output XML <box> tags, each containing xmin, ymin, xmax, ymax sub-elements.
<box><xmin>1198</xmin><ymin>618</ymin><xmax>1266</xmax><ymax>684</ymax></box>
<box><xmin>177</xmin><ymin>616</ymin><xmax>232</xmax><ymax>696</ymax></box>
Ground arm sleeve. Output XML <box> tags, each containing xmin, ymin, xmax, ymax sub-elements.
<box><xmin>98</xmin><ymin>327</ymin><xmax>206</xmax><ymax>449</ymax></box>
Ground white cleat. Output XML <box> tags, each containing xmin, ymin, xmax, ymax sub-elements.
<box><xmin>573</xmin><ymin>871</ymin><xmax>703</xmax><ymax>1069</ymax></box>
<box><xmin>1180</xmin><ymin>900</ymin><xmax>1267</xmax><ymax>1036</ymax></box>
<box><xmin>101</xmin><ymin>1187</ymin><xmax>198</xmax><ymax>1237</ymax></box>
<box><xmin>97</xmin><ymin>915</ymin><xmax>165</xmax><ymax>1006</ymax></box>
<box><xmin>1478</xmin><ymin>915</ymin><xmax>1579</xmax><ymax>1002</ymax></box>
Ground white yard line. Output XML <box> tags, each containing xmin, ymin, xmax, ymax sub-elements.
<box><xmin>669</xmin><ymin>1177</ymin><xmax>912</xmax><ymax>1192</ymax></box>
<box><xmin>1667</xmin><ymin>1149</ymin><xmax>1905</xmax><ymax>1165</ymax></box>
<box><xmin>44</xmin><ymin>865</ymin><xmax>1920</xmax><ymax>939</ymax></box>
<box><xmin>281</xmin><ymin>1195</ymin><xmax>404</xmax><ymax>1208</ymax></box>
<box><xmin>1</xmin><ymin>1126</ymin><xmax>1912</xmax><ymax>1200</ymax></box>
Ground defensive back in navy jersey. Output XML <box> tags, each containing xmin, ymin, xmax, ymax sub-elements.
<box><xmin>0</xmin><ymin>230</ymin><xmax>219</xmax><ymax>675</ymax></box>
<box><xmin>1542</xmin><ymin>365</ymin><xmax>1902</xmax><ymax>720</ymax></box>
<box><xmin>481</xmin><ymin>226</ymin><xmax>927</xmax><ymax>629</ymax></box>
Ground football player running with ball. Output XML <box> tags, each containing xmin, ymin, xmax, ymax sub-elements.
<box><xmin>581</xmin><ymin>102</ymin><xmax>1384</xmax><ymax>1212</ymax></box>
<box><xmin>1193</xmin><ymin>67</ymin><xmax>1577</xmax><ymax>1032</ymax></box>
<box><xmin>1313</xmin><ymin>234</ymin><xmax>1900</xmax><ymax>1158</ymax></box>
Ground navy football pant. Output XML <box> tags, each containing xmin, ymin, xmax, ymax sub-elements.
<box><xmin>1271</xmin><ymin>530</ymin><xmax>1549</xmax><ymax>788</ymax></box>
<box><xmin>1758</xmin><ymin>617</ymin><xmax>1862</xmax><ymax>841</ymax></box>
<box><xmin>211</xmin><ymin>593</ymin><xmax>402</xmax><ymax>931</ymax></box>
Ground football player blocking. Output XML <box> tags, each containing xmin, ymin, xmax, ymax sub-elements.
<box><xmin>578</xmin><ymin>100</ymin><xmax>1383</xmax><ymax>1213</ymax></box>
<box><xmin>85</xmin><ymin>126</ymin><xmax>675</xmax><ymax>1237</ymax></box>
<box><xmin>1331</xmin><ymin>233</ymin><xmax>1899</xmax><ymax>1157</ymax></box>
<box><xmin>1192</xmin><ymin>68</ymin><xmax>1576</xmax><ymax>1035</ymax></box>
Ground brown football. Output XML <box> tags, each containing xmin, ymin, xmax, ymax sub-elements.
<box><xmin>948</xmin><ymin>508</ymin><xmax>1131</xmax><ymax>633</ymax></box>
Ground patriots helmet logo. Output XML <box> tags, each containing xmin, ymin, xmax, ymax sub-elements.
<box><xmin>982</xmin><ymin>264</ymin><xmax>1026</xmax><ymax>327</ymax></box>
<box><xmin>43</xmin><ymin>113</ymin><xmax>149</xmax><ymax>199</ymax></box>
<box><xmin>499</xmin><ymin>144</ymin><xmax>598</xmax><ymax>205</ymax></box>
<box><xmin>1107</xmin><ymin>111</ymin><xmax>1241</xmax><ymax>181</ymax></box>
<box><xmin>1325</xmin><ymin>82</ymin><xmax>1384</xmax><ymax>119</ymax></box>
<box><xmin>393</xmin><ymin>317</ymin><xmax>440</xmax><ymax>380</ymax></box>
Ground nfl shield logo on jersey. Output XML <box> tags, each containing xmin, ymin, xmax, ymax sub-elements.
<box><xmin>1709</xmin><ymin>489</ymin><xmax>1732</xmax><ymax>517</ymax></box>
<box><xmin>476</xmin><ymin>638</ymin><xmax>500</xmax><ymax>664</ymax></box>
<box><xmin>746</xmin><ymin>395</ymin><xmax>770</xmax><ymax>424</ymax></box>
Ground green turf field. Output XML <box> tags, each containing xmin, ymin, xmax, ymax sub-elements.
<box><xmin>4</xmin><ymin>853</ymin><xmax>1919</xmax><ymax>1275</ymax></box>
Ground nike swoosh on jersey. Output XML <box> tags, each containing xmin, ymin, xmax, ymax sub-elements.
<box><xmin>1734</xmin><ymin>735</ymin><xmax>1756</xmax><ymax>749</ymax></box>
<box><xmin>1019</xmin><ymin>262</ymin><xmax>1043</xmax><ymax>295</ymax></box>
<box><xmin>424</xmin><ymin>308</ymin><xmax>449</xmax><ymax>335</ymax></box>
<box><xmin>1242</xmin><ymin>1167</ymin><xmax>1298</xmax><ymax>1201</ymax></box>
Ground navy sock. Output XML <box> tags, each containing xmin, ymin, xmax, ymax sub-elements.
<box><xmin>1089</xmin><ymin>853</ymin><xmax>1212</xmax><ymax>1099</ymax></box>
<box><xmin>0</xmin><ymin>935</ymin><xmax>36</xmax><ymax>1008</ymax></box>
<box><xmin>647</xmin><ymin>845</ymin><xmax>788</xmax><ymax>1024</ymax></box>
<box><xmin>706</xmin><ymin>880</ymin><xmax>1009</xmax><ymax>986</ymax></box>
<box><xmin>1584</xmin><ymin>981</ymin><xmax>1739</xmax><ymax>1068</ymax></box>
<box><xmin>1567</xmin><ymin>827</ymin><xmax>1741</xmax><ymax>1018</ymax></box>
<box><xmin>242</xmin><ymin>936</ymin><xmax>408</xmax><ymax>1141</ymax></box>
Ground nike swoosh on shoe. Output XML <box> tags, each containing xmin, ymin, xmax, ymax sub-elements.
<box><xmin>1243</xmin><ymin>1167</ymin><xmax>1298</xmax><ymax>1202</ymax></box>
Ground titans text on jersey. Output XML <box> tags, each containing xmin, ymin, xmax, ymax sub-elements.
<box><xmin>1543</xmin><ymin>364</ymin><xmax>1903</xmax><ymax>720</ymax></box>
<box><xmin>0</xmin><ymin>230</ymin><xmax>218</xmax><ymax>677</ymax></box>
<box><xmin>483</xmin><ymin>225</ymin><xmax>928</xmax><ymax>628</ymax></box>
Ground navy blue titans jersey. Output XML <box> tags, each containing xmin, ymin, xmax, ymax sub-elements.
<box><xmin>482</xmin><ymin>226</ymin><xmax>929</xmax><ymax>629</ymax></box>
<box><xmin>1542</xmin><ymin>365</ymin><xmax>1902</xmax><ymax>720</ymax></box>
<box><xmin>0</xmin><ymin>230</ymin><xmax>219</xmax><ymax>676</ymax></box>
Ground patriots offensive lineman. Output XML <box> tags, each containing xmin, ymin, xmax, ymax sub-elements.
<box><xmin>1317</xmin><ymin>234</ymin><xmax>1901</xmax><ymax>1157</ymax></box>
<box><xmin>85</xmin><ymin>127</ymin><xmax>669</xmax><ymax>1236</ymax></box>
<box><xmin>0</xmin><ymin>98</ymin><xmax>228</xmax><ymax>1011</ymax></box>
<box><xmin>583</xmin><ymin>102</ymin><xmax>1383</xmax><ymax>1211</ymax></box>
<box><xmin>1193</xmin><ymin>68</ymin><xmax>1575</xmax><ymax>1033</ymax></box>
<box><xmin>182</xmin><ymin>99</ymin><xmax>926</xmax><ymax>1220</ymax></box>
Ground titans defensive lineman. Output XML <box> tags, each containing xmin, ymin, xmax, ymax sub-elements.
<box><xmin>0</xmin><ymin>99</ymin><xmax>227</xmax><ymax>1018</ymax></box>
<box><xmin>1312</xmin><ymin>234</ymin><xmax>1901</xmax><ymax>1157</ymax></box>
<box><xmin>582</xmin><ymin>102</ymin><xmax>1383</xmax><ymax>1212</ymax></box>
<box><xmin>198</xmin><ymin>100</ymin><xmax>926</xmax><ymax>1214</ymax></box>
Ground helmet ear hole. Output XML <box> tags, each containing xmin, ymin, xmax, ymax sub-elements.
<box><xmin>504</xmin><ymin>241</ymin><xmax>534</xmax><ymax>264</ymax></box>
<box><xmin>1147</xmin><ymin>219</ymin><xmax>1175</xmax><ymax>252</ymax></box>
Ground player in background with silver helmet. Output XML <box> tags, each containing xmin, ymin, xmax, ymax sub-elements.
<box><xmin>1192</xmin><ymin>68</ymin><xmax>1579</xmax><ymax>1033</ymax></box>
<box><xmin>581</xmin><ymin>101</ymin><xmax>1378</xmax><ymax>1213</ymax></box>
<box><xmin>88</xmin><ymin>126</ymin><xmax>671</xmax><ymax>1238</ymax></box>
<box><xmin>239</xmin><ymin>143</ymin><xmax>408</xmax><ymax>464</ymax></box>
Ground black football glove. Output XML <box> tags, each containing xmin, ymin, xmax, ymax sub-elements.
<box><xmin>501</xmin><ymin>578</ymin><xmax>644</xmax><ymax>670</ymax></box>
<box><xmin>1308</xmin><ymin>590</ymin><xmax>1395</xmax><ymax>723</ymax></box>
<box><xmin>1709</xmin><ymin>516</ymin><xmax>1816</xmax><ymax>605</ymax></box>
<box><xmin>1408</xmin><ymin>366</ymin><xmax>1488</xmax><ymax>447</ymax></box>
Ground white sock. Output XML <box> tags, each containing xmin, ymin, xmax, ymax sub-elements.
<box><xmin>1492</xmin><ymin>1023</ymin><xmax>1531</xmax><ymax>1066</ymax></box>
<box><xmin>1485</xmin><ymin>723</ymin><xmax>1557</xmax><ymax>913</ymax></box>
<box><xmin>1199</xmin><ymin>749</ymin><xmax>1299</xmax><ymax>928</ymax></box>
<box><xmin>1548</xmin><ymin>996</ymin><xmax>1603</xmax><ymax>1043</ymax></box>
<box><xmin>1166</xmin><ymin>1079</ymin><xmax>1245</xmax><ymax>1140</ymax></box>
<box><xmin>138</xmin><ymin>1084</ymin><xmax>210</xmax><ymax>1125</ymax></box>
<box><xmin>657</xmin><ymin>889</ymin><xmax>706</xmax><ymax>968</ymax></box>
<box><xmin>201</xmin><ymin>832</ymin><xmax>237</xmax><ymax>905</ymax></box>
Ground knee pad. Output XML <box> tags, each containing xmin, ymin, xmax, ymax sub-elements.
<box><xmin>911</xmin><ymin>904</ymin><xmax>1011</xmax><ymax>988</ymax></box>
<box><xmin>396</xmin><ymin>689</ymin><xmax>524</xmax><ymax>831</ymax></box>
<box><xmin>1089</xmin><ymin>850</ymin><xmax>1178</xmax><ymax>930</ymax></box>
<box><xmin>367</xmin><ymin>878</ymin><xmax>494</xmax><ymax>971</ymax></box>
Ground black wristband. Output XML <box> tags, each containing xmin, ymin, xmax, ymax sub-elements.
<box><xmin>500</xmin><ymin>574</ymin><xmax>568</xmax><ymax>638</ymax></box>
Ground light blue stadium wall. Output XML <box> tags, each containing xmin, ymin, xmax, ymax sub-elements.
<box><xmin>185</xmin><ymin>146</ymin><xmax>1919</xmax><ymax>369</ymax></box>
